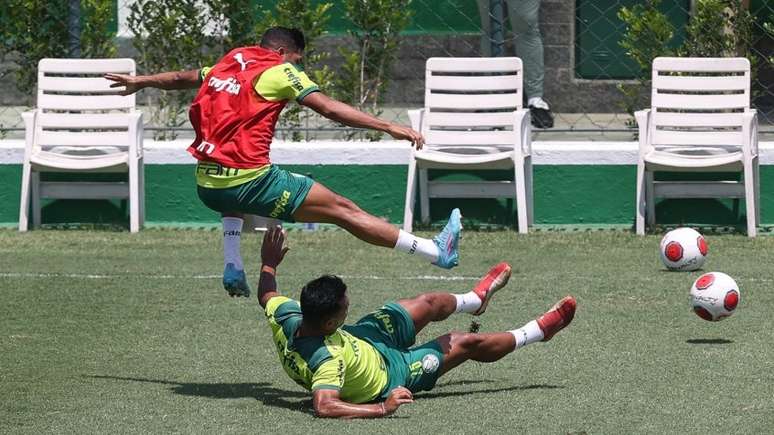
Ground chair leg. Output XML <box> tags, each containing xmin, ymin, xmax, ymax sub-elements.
<box><xmin>514</xmin><ymin>159</ymin><xmax>529</xmax><ymax>234</ymax></box>
<box><xmin>31</xmin><ymin>172</ymin><xmax>41</xmax><ymax>229</ymax></box>
<box><xmin>744</xmin><ymin>159</ymin><xmax>757</xmax><ymax>237</ymax></box>
<box><xmin>18</xmin><ymin>162</ymin><xmax>32</xmax><ymax>232</ymax></box>
<box><xmin>754</xmin><ymin>157</ymin><xmax>760</xmax><ymax>227</ymax></box>
<box><xmin>129</xmin><ymin>160</ymin><xmax>140</xmax><ymax>233</ymax></box>
<box><xmin>645</xmin><ymin>171</ymin><xmax>655</xmax><ymax>229</ymax></box>
<box><xmin>403</xmin><ymin>159</ymin><xmax>417</xmax><ymax>232</ymax></box>
<box><xmin>635</xmin><ymin>160</ymin><xmax>646</xmax><ymax>235</ymax></box>
<box><xmin>419</xmin><ymin>168</ymin><xmax>430</xmax><ymax>225</ymax></box>
<box><xmin>139</xmin><ymin>157</ymin><xmax>146</xmax><ymax>228</ymax></box>
<box><xmin>525</xmin><ymin>155</ymin><xmax>534</xmax><ymax>225</ymax></box>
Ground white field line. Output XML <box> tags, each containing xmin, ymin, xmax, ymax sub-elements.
<box><xmin>0</xmin><ymin>272</ymin><xmax>480</xmax><ymax>281</ymax></box>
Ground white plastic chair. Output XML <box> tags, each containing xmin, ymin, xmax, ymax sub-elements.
<box><xmin>635</xmin><ymin>57</ymin><xmax>758</xmax><ymax>237</ymax></box>
<box><xmin>403</xmin><ymin>57</ymin><xmax>532</xmax><ymax>233</ymax></box>
<box><xmin>19</xmin><ymin>58</ymin><xmax>144</xmax><ymax>232</ymax></box>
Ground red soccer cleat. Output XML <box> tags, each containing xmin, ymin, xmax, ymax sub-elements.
<box><xmin>536</xmin><ymin>296</ymin><xmax>577</xmax><ymax>341</ymax></box>
<box><xmin>471</xmin><ymin>262</ymin><xmax>512</xmax><ymax>316</ymax></box>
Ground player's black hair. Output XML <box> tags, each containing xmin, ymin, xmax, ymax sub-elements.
<box><xmin>300</xmin><ymin>275</ymin><xmax>347</xmax><ymax>325</ymax></box>
<box><xmin>259</xmin><ymin>27</ymin><xmax>306</xmax><ymax>53</ymax></box>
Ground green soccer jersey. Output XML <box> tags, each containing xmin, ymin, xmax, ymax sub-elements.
<box><xmin>264</xmin><ymin>296</ymin><xmax>389</xmax><ymax>404</ymax></box>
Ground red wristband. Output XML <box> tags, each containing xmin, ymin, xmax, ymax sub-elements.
<box><xmin>261</xmin><ymin>265</ymin><xmax>276</xmax><ymax>275</ymax></box>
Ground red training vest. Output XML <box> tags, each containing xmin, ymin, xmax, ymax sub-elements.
<box><xmin>188</xmin><ymin>46</ymin><xmax>286</xmax><ymax>168</ymax></box>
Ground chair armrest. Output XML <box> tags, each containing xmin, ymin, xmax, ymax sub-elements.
<box><xmin>128</xmin><ymin>111</ymin><xmax>144</xmax><ymax>158</ymax></box>
<box><xmin>407</xmin><ymin>109</ymin><xmax>424</xmax><ymax>131</ymax></box>
<box><xmin>634</xmin><ymin>109</ymin><xmax>651</xmax><ymax>156</ymax></box>
<box><xmin>21</xmin><ymin>110</ymin><xmax>37</xmax><ymax>155</ymax></box>
<box><xmin>742</xmin><ymin>109</ymin><xmax>758</xmax><ymax>158</ymax></box>
<box><xmin>514</xmin><ymin>109</ymin><xmax>531</xmax><ymax>156</ymax></box>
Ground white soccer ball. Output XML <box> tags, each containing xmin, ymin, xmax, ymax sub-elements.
<box><xmin>690</xmin><ymin>272</ymin><xmax>740</xmax><ymax>321</ymax></box>
<box><xmin>659</xmin><ymin>227</ymin><xmax>707</xmax><ymax>271</ymax></box>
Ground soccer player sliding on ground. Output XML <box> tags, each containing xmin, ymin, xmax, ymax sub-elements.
<box><xmin>257</xmin><ymin>226</ymin><xmax>577</xmax><ymax>418</ymax></box>
<box><xmin>105</xmin><ymin>27</ymin><xmax>461</xmax><ymax>298</ymax></box>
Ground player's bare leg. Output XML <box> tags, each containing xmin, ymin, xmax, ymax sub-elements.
<box><xmin>292</xmin><ymin>182</ymin><xmax>461</xmax><ymax>269</ymax></box>
<box><xmin>436</xmin><ymin>296</ymin><xmax>577</xmax><ymax>376</ymax></box>
<box><xmin>221</xmin><ymin>211</ymin><xmax>250</xmax><ymax>297</ymax></box>
<box><xmin>398</xmin><ymin>262</ymin><xmax>512</xmax><ymax>333</ymax></box>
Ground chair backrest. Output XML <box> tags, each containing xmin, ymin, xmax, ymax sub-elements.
<box><xmin>34</xmin><ymin>58</ymin><xmax>137</xmax><ymax>150</ymax></box>
<box><xmin>650</xmin><ymin>57</ymin><xmax>750</xmax><ymax>147</ymax></box>
<box><xmin>423</xmin><ymin>57</ymin><xmax>522</xmax><ymax>149</ymax></box>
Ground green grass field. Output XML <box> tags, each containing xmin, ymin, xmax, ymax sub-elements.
<box><xmin>2</xmin><ymin>229</ymin><xmax>773</xmax><ymax>434</ymax></box>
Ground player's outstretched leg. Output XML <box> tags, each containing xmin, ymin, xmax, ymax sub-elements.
<box><xmin>221</xmin><ymin>213</ymin><xmax>251</xmax><ymax>297</ymax></box>
<box><xmin>398</xmin><ymin>262</ymin><xmax>512</xmax><ymax>333</ymax></box>
<box><xmin>436</xmin><ymin>296</ymin><xmax>577</xmax><ymax>376</ymax></box>
<box><xmin>292</xmin><ymin>182</ymin><xmax>462</xmax><ymax>269</ymax></box>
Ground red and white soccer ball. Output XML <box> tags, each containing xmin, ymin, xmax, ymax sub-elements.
<box><xmin>690</xmin><ymin>272</ymin><xmax>740</xmax><ymax>321</ymax></box>
<box><xmin>659</xmin><ymin>227</ymin><xmax>708</xmax><ymax>271</ymax></box>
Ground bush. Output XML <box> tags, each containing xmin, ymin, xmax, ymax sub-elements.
<box><xmin>256</xmin><ymin>0</ymin><xmax>334</xmax><ymax>141</ymax></box>
<box><xmin>333</xmin><ymin>0</ymin><xmax>413</xmax><ymax>141</ymax></box>
<box><xmin>127</xmin><ymin>0</ymin><xmax>209</xmax><ymax>140</ymax></box>
<box><xmin>618</xmin><ymin>0</ymin><xmax>772</xmax><ymax>119</ymax></box>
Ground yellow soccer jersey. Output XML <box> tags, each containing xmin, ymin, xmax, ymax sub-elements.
<box><xmin>264</xmin><ymin>296</ymin><xmax>388</xmax><ymax>404</ymax></box>
<box><xmin>199</xmin><ymin>63</ymin><xmax>319</xmax><ymax>102</ymax></box>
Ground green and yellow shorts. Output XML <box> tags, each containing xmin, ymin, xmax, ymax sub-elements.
<box><xmin>195</xmin><ymin>162</ymin><xmax>314</xmax><ymax>222</ymax></box>
<box><xmin>343</xmin><ymin>302</ymin><xmax>445</xmax><ymax>397</ymax></box>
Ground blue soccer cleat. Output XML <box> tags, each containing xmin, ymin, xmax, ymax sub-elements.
<box><xmin>223</xmin><ymin>263</ymin><xmax>251</xmax><ymax>297</ymax></box>
<box><xmin>432</xmin><ymin>208</ymin><xmax>462</xmax><ymax>269</ymax></box>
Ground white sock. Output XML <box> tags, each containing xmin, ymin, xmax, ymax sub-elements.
<box><xmin>222</xmin><ymin>217</ymin><xmax>244</xmax><ymax>270</ymax></box>
<box><xmin>509</xmin><ymin>320</ymin><xmax>544</xmax><ymax>349</ymax></box>
<box><xmin>394</xmin><ymin>230</ymin><xmax>439</xmax><ymax>263</ymax></box>
<box><xmin>528</xmin><ymin>97</ymin><xmax>550</xmax><ymax>110</ymax></box>
<box><xmin>454</xmin><ymin>292</ymin><xmax>482</xmax><ymax>314</ymax></box>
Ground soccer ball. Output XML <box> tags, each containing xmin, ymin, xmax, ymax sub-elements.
<box><xmin>690</xmin><ymin>272</ymin><xmax>740</xmax><ymax>321</ymax></box>
<box><xmin>659</xmin><ymin>227</ymin><xmax>707</xmax><ymax>271</ymax></box>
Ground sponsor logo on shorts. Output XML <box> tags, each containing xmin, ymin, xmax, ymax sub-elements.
<box><xmin>373</xmin><ymin>311</ymin><xmax>395</xmax><ymax>334</ymax></box>
<box><xmin>269</xmin><ymin>190</ymin><xmax>292</xmax><ymax>218</ymax></box>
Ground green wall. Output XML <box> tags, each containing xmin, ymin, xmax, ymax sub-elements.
<box><xmin>254</xmin><ymin>0</ymin><xmax>481</xmax><ymax>34</ymax></box>
<box><xmin>4</xmin><ymin>164</ymin><xmax>773</xmax><ymax>229</ymax></box>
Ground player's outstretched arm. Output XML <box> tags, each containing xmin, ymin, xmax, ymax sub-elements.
<box><xmin>104</xmin><ymin>70</ymin><xmax>201</xmax><ymax>96</ymax></box>
<box><xmin>300</xmin><ymin>92</ymin><xmax>425</xmax><ymax>149</ymax></box>
<box><xmin>258</xmin><ymin>226</ymin><xmax>289</xmax><ymax>308</ymax></box>
<box><xmin>313</xmin><ymin>387</ymin><xmax>413</xmax><ymax>419</ymax></box>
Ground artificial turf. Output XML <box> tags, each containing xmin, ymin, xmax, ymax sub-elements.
<box><xmin>1</xmin><ymin>229</ymin><xmax>773</xmax><ymax>434</ymax></box>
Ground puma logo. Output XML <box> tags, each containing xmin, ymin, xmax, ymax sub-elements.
<box><xmin>233</xmin><ymin>52</ymin><xmax>256</xmax><ymax>71</ymax></box>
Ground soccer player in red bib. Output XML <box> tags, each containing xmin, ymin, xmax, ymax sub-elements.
<box><xmin>106</xmin><ymin>27</ymin><xmax>461</xmax><ymax>297</ymax></box>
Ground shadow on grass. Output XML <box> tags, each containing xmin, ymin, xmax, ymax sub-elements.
<box><xmin>416</xmin><ymin>383</ymin><xmax>563</xmax><ymax>400</ymax></box>
<box><xmin>89</xmin><ymin>375</ymin><xmax>560</xmax><ymax>410</ymax></box>
<box><xmin>87</xmin><ymin>375</ymin><xmax>312</xmax><ymax>414</ymax></box>
<box><xmin>686</xmin><ymin>338</ymin><xmax>734</xmax><ymax>344</ymax></box>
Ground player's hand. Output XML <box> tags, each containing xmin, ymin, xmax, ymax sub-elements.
<box><xmin>261</xmin><ymin>225</ymin><xmax>289</xmax><ymax>268</ymax></box>
<box><xmin>104</xmin><ymin>73</ymin><xmax>144</xmax><ymax>96</ymax></box>
<box><xmin>383</xmin><ymin>386</ymin><xmax>413</xmax><ymax>415</ymax></box>
<box><xmin>386</xmin><ymin>124</ymin><xmax>425</xmax><ymax>150</ymax></box>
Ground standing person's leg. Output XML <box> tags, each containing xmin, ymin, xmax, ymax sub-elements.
<box><xmin>477</xmin><ymin>0</ymin><xmax>493</xmax><ymax>56</ymax></box>
<box><xmin>293</xmin><ymin>182</ymin><xmax>461</xmax><ymax>269</ymax></box>
<box><xmin>508</xmin><ymin>0</ymin><xmax>553</xmax><ymax>128</ymax></box>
